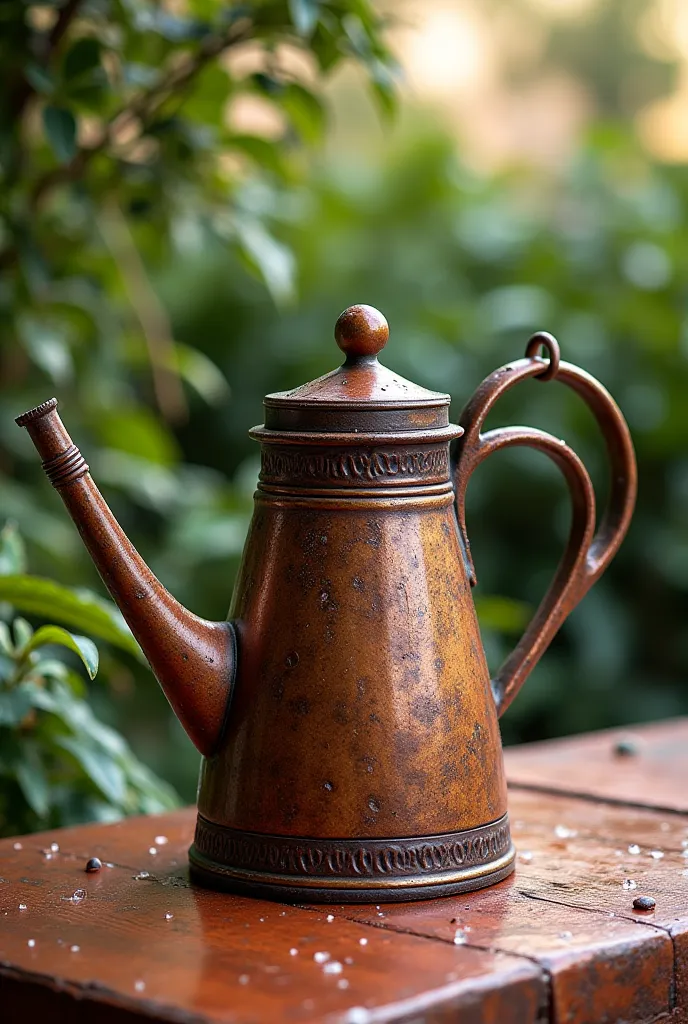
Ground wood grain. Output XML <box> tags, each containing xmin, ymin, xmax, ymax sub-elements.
<box><xmin>505</xmin><ymin>717</ymin><xmax>688</xmax><ymax>812</ymax></box>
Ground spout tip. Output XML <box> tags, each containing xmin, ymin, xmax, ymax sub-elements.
<box><xmin>16</xmin><ymin>398</ymin><xmax>58</xmax><ymax>428</ymax></box>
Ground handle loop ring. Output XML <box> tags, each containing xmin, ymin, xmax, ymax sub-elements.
<box><xmin>525</xmin><ymin>332</ymin><xmax>560</xmax><ymax>382</ymax></box>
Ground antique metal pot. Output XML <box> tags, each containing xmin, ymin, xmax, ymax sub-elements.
<box><xmin>16</xmin><ymin>305</ymin><xmax>636</xmax><ymax>902</ymax></box>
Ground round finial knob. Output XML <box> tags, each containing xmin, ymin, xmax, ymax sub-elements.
<box><xmin>335</xmin><ymin>305</ymin><xmax>389</xmax><ymax>360</ymax></box>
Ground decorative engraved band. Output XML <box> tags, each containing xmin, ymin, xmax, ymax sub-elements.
<box><xmin>43</xmin><ymin>444</ymin><xmax>89</xmax><ymax>489</ymax></box>
<box><xmin>259</xmin><ymin>444</ymin><xmax>452</xmax><ymax>491</ymax></box>
<box><xmin>190</xmin><ymin>814</ymin><xmax>513</xmax><ymax>891</ymax></box>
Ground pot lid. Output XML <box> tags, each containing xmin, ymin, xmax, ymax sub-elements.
<box><xmin>262</xmin><ymin>305</ymin><xmax>453</xmax><ymax>434</ymax></box>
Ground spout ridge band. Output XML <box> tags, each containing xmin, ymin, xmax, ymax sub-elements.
<box><xmin>43</xmin><ymin>444</ymin><xmax>89</xmax><ymax>488</ymax></box>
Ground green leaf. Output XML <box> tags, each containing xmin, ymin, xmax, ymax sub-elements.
<box><xmin>475</xmin><ymin>595</ymin><xmax>531</xmax><ymax>635</ymax></box>
<box><xmin>54</xmin><ymin>734</ymin><xmax>127</xmax><ymax>805</ymax></box>
<box><xmin>0</xmin><ymin>687</ymin><xmax>35</xmax><ymax>726</ymax></box>
<box><xmin>289</xmin><ymin>0</ymin><xmax>320</xmax><ymax>36</ymax></box>
<box><xmin>16</xmin><ymin>742</ymin><xmax>50</xmax><ymax>818</ymax></box>
<box><xmin>0</xmin><ymin>576</ymin><xmax>143</xmax><ymax>661</ymax></box>
<box><xmin>13</xmin><ymin>617</ymin><xmax>33</xmax><ymax>650</ymax></box>
<box><xmin>43</xmin><ymin>105</ymin><xmax>77</xmax><ymax>163</ymax></box>
<box><xmin>280</xmin><ymin>83</ymin><xmax>326</xmax><ymax>145</ymax></box>
<box><xmin>173</xmin><ymin>343</ymin><xmax>230</xmax><ymax>404</ymax></box>
<box><xmin>0</xmin><ymin>523</ymin><xmax>27</xmax><ymax>576</ymax></box>
<box><xmin>235</xmin><ymin>218</ymin><xmax>296</xmax><ymax>307</ymax></box>
<box><xmin>63</xmin><ymin>37</ymin><xmax>102</xmax><ymax>81</ymax></box>
<box><xmin>22</xmin><ymin>626</ymin><xmax>99</xmax><ymax>680</ymax></box>
<box><xmin>25</xmin><ymin>63</ymin><xmax>56</xmax><ymax>95</ymax></box>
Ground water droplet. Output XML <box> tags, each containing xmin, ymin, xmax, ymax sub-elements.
<box><xmin>359</xmin><ymin>937</ymin><xmax>368</xmax><ymax>946</ymax></box>
<box><xmin>519</xmin><ymin>850</ymin><xmax>533</xmax><ymax>863</ymax></box>
<box><xmin>134</xmin><ymin>979</ymin><xmax>145</xmax><ymax>992</ymax></box>
<box><xmin>239</xmin><ymin>974</ymin><xmax>249</xmax><ymax>985</ymax></box>
<box><xmin>148</xmin><ymin>847</ymin><xmax>157</xmax><ymax>856</ymax></box>
<box><xmin>165</xmin><ymin>912</ymin><xmax>174</xmax><ymax>920</ymax></box>
<box><xmin>558</xmin><ymin>931</ymin><xmax>573</xmax><ymax>940</ymax></box>
<box><xmin>50</xmin><ymin>842</ymin><xmax>59</xmax><ymax>853</ymax></box>
<box><xmin>259</xmin><ymin>917</ymin><xmax>265</xmax><ymax>922</ymax></box>
<box><xmin>313</xmin><ymin>951</ymin><xmax>330</xmax><ymax>964</ymax></box>
<box><xmin>18</xmin><ymin>904</ymin><xmax>27</xmax><ymax>911</ymax></box>
<box><xmin>13</xmin><ymin>842</ymin><xmax>22</xmax><ymax>851</ymax></box>
<box><xmin>85</xmin><ymin>857</ymin><xmax>102</xmax><ymax>873</ymax></box>
<box><xmin>44</xmin><ymin>853</ymin><xmax>53</xmax><ymax>861</ymax></box>
<box><xmin>453</xmin><ymin>929</ymin><xmax>467</xmax><ymax>945</ymax></box>
<box><xmin>368</xmin><ymin>798</ymin><xmax>380</xmax><ymax>813</ymax></box>
<box><xmin>134</xmin><ymin>871</ymin><xmax>150</xmax><ymax>880</ymax></box>
<box><xmin>377</xmin><ymin>912</ymin><xmax>385</xmax><ymax>917</ymax></box>
<box><xmin>622</xmin><ymin>879</ymin><xmax>638</xmax><ymax>890</ymax></box>
<box><xmin>154</xmin><ymin>836</ymin><xmax>168</xmax><ymax>846</ymax></box>
<box><xmin>289</xmin><ymin>948</ymin><xmax>298</xmax><ymax>956</ymax></box>
<box><xmin>323</xmin><ymin>781</ymin><xmax>334</xmax><ymax>792</ymax></box>
<box><xmin>554</xmin><ymin>825</ymin><xmax>577</xmax><ymax>839</ymax></box>
<box><xmin>323</xmin><ymin>960</ymin><xmax>343</xmax><ymax>975</ymax></box>
<box><xmin>27</xmin><ymin>939</ymin><xmax>35</xmax><ymax>948</ymax></box>
<box><xmin>344</xmin><ymin>957</ymin><xmax>354</xmax><ymax>965</ymax></box>
<box><xmin>682</xmin><ymin>839</ymin><xmax>688</xmax><ymax>849</ymax></box>
<box><xmin>279</xmin><ymin>911</ymin><xmax>287</xmax><ymax>917</ymax></box>
<box><xmin>326</xmin><ymin>914</ymin><xmax>334</xmax><ymax>922</ymax></box>
<box><xmin>346</xmin><ymin>1009</ymin><xmax>371</xmax><ymax>1024</ymax></box>
<box><xmin>72</xmin><ymin>889</ymin><xmax>86</xmax><ymax>901</ymax></box>
<box><xmin>70</xmin><ymin>945</ymin><xmax>80</xmax><ymax>953</ymax></box>
<box><xmin>628</xmin><ymin>844</ymin><xmax>641</xmax><ymax>855</ymax></box>
<box><xmin>649</xmin><ymin>850</ymin><xmax>665</xmax><ymax>860</ymax></box>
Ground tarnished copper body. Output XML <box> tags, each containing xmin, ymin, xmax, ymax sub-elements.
<box><xmin>16</xmin><ymin>305</ymin><xmax>637</xmax><ymax>902</ymax></box>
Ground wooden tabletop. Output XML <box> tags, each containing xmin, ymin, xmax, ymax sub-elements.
<box><xmin>2</xmin><ymin>718</ymin><xmax>688</xmax><ymax>1024</ymax></box>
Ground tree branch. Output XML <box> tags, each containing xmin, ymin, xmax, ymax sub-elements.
<box><xmin>30</xmin><ymin>17</ymin><xmax>254</xmax><ymax>209</ymax></box>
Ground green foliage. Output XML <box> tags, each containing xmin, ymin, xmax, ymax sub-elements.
<box><xmin>0</xmin><ymin>524</ymin><xmax>177</xmax><ymax>836</ymax></box>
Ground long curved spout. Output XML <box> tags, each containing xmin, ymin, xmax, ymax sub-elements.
<box><xmin>16</xmin><ymin>399</ymin><xmax>235</xmax><ymax>758</ymax></box>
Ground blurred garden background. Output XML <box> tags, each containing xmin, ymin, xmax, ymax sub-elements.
<box><xmin>2</xmin><ymin>0</ymin><xmax>688</xmax><ymax>833</ymax></box>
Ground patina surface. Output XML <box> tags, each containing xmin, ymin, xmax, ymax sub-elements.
<box><xmin>16</xmin><ymin>305</ymin><xmax>636</xmax><ymax>901</ymax></box>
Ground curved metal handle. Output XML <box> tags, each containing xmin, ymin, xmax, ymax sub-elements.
<box><xmin>454</xmin><ymin>334</ymin><xmax>637</xmax><ymax>717</ymax></box>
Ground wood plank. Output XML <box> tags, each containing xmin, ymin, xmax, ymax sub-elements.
<box><xmin>505</xmin><ymin>717</ymin><xmax>688</xmax><ymax>812</ymax></box>
<box><xmin>340</xmin><ymin>788</ymin><xmax>688</xmax><ymax>1024</ymax></box>
<box><xmin>0</xmin><ymin>812</ymin><xmax>544</xmax><ymax>1024</ymax></box>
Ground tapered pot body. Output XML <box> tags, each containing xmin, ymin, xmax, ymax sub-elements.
<box><xmin>190</xmin><ymin>437</ymin><xmax>515</xmax><ymax>901</ymax></box>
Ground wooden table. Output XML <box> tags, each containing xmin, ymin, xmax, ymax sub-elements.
<box><xmin>2</xmin><ymin>718</ymin><xmax>688</xmax><ymax>1024</ymax></box>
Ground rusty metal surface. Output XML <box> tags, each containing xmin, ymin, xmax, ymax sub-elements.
<box><xmin>15</xmin><ymin>307</ymin><xmax>637</xmax><ymax>903</ymax></box>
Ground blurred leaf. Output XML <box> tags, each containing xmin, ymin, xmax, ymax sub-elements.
<box><xmin>236</xmin><ymin>217</ymin><xmax>296</xmax><ymax>305</ymax></box>
<box><xmin>475</xmin><ymin>596</ymin><xmax>531</xmax><ymax>635</ymax></box>
<box><xmin>54</xmin><ymin>734</ymin><xmax>127</xmax><ymax>804</ymax></box>
<box><xmin>95</xmin><ymin>407</ymin><xmax>180</xmax><ymax>466</ymax></box>
<box><xmin>16</xmin><ymin>742</ymin><xmax>49</xmax><ymax>818</ymax></box>
<box><xmin>13</xmin><ymin>617</ymin><xmax>33</xmax><ymax>650</ymax></box>
<box><xmin>42</xmin><ymin>105</ymin><xmax>77</xmax><ymax>163</ymax></box>
<box><xmin>0</xmin><ymin>523</ymin><xmax>27</xmax><ymax>576</ymax></box>
<box><xmin>280</xmin><ymin>83</ymin><xmax>325</xmax><ymax>144</ymax></box>
<box><xmin>25</xmin><ymin>64</ymin><xmax>55</xmax><ymax>95</ymax></box>
<box><xmin>0</xmin><ymin>688</ymin><xmax>35</xmax><ymax>726</ymax></box>
<box><xmin>21</xmin><ymin>626</ymin><xmax>99</xmax><ymax>680</ymax></box>
<box><xmin>63</xmin><ymin>38</ymin><xmax>102</xmax><ymax>81</ymax></box>
<box><xmin>0</xmin><ymin>576</ymin><xmax>142</xmax><ymax>660</ymax></box>
<box><xmin>173</xmin><ymin>343</ymin><xmax>230</xmax><ymax>404</ymax></box>
<box><xmin>289</xmin><ymin>0</ymin><xmax>320</xmax><ymax>36</ymax></box>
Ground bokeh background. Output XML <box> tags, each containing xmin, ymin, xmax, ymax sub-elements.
<box><xmin>2</xmin><ymin>0</ymin><xmax>687</xmax><ymax>823</ymax></box>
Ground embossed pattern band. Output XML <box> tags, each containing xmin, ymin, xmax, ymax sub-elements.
<box><xmin>192</xmin><ymin>814</ymin><xmax>511</xmax><ymax>880</ymax></box>
<box><xmin>260</xmin><ymin>445</ymin><xmax>450</xmax><ymax>489</ymax></box>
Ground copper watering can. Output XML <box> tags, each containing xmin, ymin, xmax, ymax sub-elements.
<box><xmin>17</xmin><ymin>305</ymin><xmax>636</xmax><ymax>903</ymax></box>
